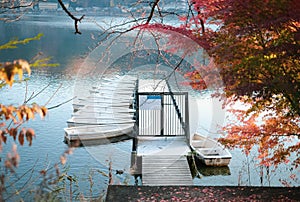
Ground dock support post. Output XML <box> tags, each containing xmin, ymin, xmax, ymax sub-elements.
<box><xmin>184</xmin><ymin>92</ymin><xmax>190</xmax><ymax>143</ymax></box>
<box><xmin>160</xmin><ymin>93</ymin><xmax>164</xmax><ymax>136</ymax></box>
<box><xmin>131</xmin><ymin>78</ymin><xmax>139</xmax><ymax>175</ymax></box>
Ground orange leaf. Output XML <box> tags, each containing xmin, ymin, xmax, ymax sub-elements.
<box><xmin>25</xmin><ymin>128</ymin><xmax>35</xmax><ymax>146</ymax></box>
<box><xmin>18</xmin><ymin>129</ymin><xmax>25</xmax><ymax>146</ymax></box>
<box><xmin>41</xmin><ymin>107</ymin><xmax>47</xmax><ymax>118</ymax></box>
<box><xmin>9</xmin><ymin>128</ymin><xmax>18</xmax><ymax>141</ymax></box>
<box><xmin>1</xmin><ymin>132</ymin><xmax>7</xmax><ymax>144</ymax></box>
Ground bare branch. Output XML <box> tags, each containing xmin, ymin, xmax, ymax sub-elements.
<box><xmin>47</xmin><ymin>97</ymin><xmax>76</xmax><ymax>110</ymax></box>
<box><xmin>57</xmin><ymin>0</ymin><xmax>85</xmax><ymax>34</ymax></box>
<box><xmin>44</xmin><ymin>83</ymin><xmax>62</xmax><ymax>106</ymax></box>
<box><xmin>146</xmin><ymin>0</ymin><xmax>160</xmax><ymax>24</ymax></box>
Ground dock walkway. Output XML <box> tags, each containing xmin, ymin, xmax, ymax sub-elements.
<box><xmin>131</xmin><ymin>79</ymin><xmax>193</xmax><ymax>186</ymax></box>
<box><xmin>142</xmin><ymin>155</ymin><xmax>193</xmax><ymax>186</ymax></box>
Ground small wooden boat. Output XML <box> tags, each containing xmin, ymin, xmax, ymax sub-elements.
<box><xmin>72</xmin><ymin>112</ymin><xmax>134</xmax><ymax>119</ymax></box>
<box><xmin>75</xmin><ymin>105</ymin><xmax>136</xmax><ymax>113</ymax></box>
<box><xmin>93</xmin><ymin>83</ymin><xmax>136</xmax><ymax>89</ymax></box>
<box><xmin>94</xmin><ymin>86</ymin><xmax>135</xmax><ymax>91</ymax></box>
<box><xmin>75</xmin><ymin>98</ymin><xmax>132</xmax><ymax>105</ymax></box>
<box><xmin>89</xmin><ymin>88</ymin><xmax>134</xmax><ymax>96</ymax></box>
<box><xmin>78</xmin><ymin>95</ymin><xmax>134</xmax><ymax>101</ymax></box>
<box><xmin>73</xmin><ymin>101</ymin><xmax>130</xmax><ymax>110</ymax></box>
<box><xmin>64</xmin><ymin>123</ymin><xmax>134</xmax><ymax>144</ymax></box>
<box><xmin>72</xmin><ymin>109</ymin><xmax>135</xmax><ymax>117</ymax></box>
<box><xmin>101</xmin><ymin>76</ymin><xmax>136</xmax><ymax>83</ymax></box>
<box><xmin>67</xmin><ymin>117</ymin><xmax>136</xmax><ymax>127</ymax></box>
<box><xmin>190</xmin><ymin>133</ymin><xmax>232</xmax><ymax>166</ymax></box>
<box><xmin>72</xmin><ymin>103</ymin><xmax>133</xmax><ymax>112</ymax></box>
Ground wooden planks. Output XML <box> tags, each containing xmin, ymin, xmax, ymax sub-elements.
<box><xmin>142</xmin><ymin>155</ymin><xmax>193</xmax><ymax>186</ymax></box>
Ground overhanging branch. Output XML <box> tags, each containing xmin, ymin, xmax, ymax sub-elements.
<box><xmin>57</xmin><ymin>0</ymin><xmax>85</xmax><ymax>34</ymax></box>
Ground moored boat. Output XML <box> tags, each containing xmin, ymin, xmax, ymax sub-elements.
<box><xmin>71</xmin><ymin>111</ymin><xmax>134</xmax><ymax>119</ymax></box>
<box><xmin>190</xmin><ymin>133</ymin><xmax>232</xmax><ymax>166</ymax></box>
<box><xmin>67</xmin><ymin>117</ymin><xmax>136</xmax><ymax>127</ymax></box>
<box><xmin>89</xmin><ymin>88</ymin><xmax>135</xmax><ymax>94</ymax></box>
<box><xmin>64</xmin><ymin>123</ymin><xmax>134</xmax><ymax>144</ymax></box>
<box><xmin>74</xmin><ymin>105</ymin><xmax>136</xmax><ymax>113</ymax></box>
<box><xmin>72</xmin><ymin>102</ymin><xmax>133</xmax><ymax>112</ymax></box>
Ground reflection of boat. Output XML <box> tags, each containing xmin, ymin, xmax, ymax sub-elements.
<box><xmin>188</xmin><ymin>155</ymin><xmax>231</xmax><ymax>178</ymax></box>
<box><xmin>197</xmin><ymin>165</ymin><xmax>231</xmax><ymax>176</ymax></box>
<box><xmin>190</xmin><ymin>133</ymin><xmax>232</xmax><ymax>166</ymax></box>
<box><xmin>64</xmin><ymin>123</ymin><xmax>134</xmax><ymax>144</ymax></box>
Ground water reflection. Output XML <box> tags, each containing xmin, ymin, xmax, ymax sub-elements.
<box><xmin>188</xmin><ymin>156</ymin><xmax>231</xmax><ymax>179</ymax></box>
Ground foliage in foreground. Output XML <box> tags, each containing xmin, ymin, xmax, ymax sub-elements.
<box><xmin>0</xmin><ymin>34</ymin><xmax>68</xmax><ymax>200</ymax></box>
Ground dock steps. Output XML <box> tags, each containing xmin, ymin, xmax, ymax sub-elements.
<box><xmin>142</xmin><ymin>155</ymin><xmax>193</xmax><ymax>186</ymax></box>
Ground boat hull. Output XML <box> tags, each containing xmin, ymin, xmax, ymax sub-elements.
<box><xmin>64</xmin><ymin>124</ymin><xmax>134</xmax><ymax>146</ymax></box>
<box><xmin>190</xmin><ymin>133</ymin><xmax>232</xmax><ymax>167</ymax></box>
<box><xmin>194</xmin><ymin>152</ymin><xmax>232</xmax><ymax>167</ymax></box>
<box><xmin>67</xmin><ymin>118</ymin><xmax>136</xmax><ymax>127</ymax></box>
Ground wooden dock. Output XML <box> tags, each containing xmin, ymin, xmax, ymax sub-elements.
<box><xmin>130</xmin><ymin>79</ymin><xmax>193</xmax><ymax>186</ymax></box>
<box><xmin>142</xmin><ymin>155</ymin><xmax>193</xmax><ymax>186</ymax></box>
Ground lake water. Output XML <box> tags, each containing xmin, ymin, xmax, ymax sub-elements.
<box><xmin>0</xmin><ymin>13</ymin><xmax>298</xmax><ymax>200</ymax></box>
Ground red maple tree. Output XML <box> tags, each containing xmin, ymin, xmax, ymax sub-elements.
<box><xmin>134</xmin><ymin>0</ymin><xmax>300</xmax><ymax>167</ymax></box>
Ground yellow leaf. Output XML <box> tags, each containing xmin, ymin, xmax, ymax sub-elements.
<box><xmin>14</xmin><ymin>59</ymin><xmax>31</xmax><ymax>75</ymax></box>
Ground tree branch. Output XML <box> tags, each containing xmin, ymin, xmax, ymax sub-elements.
<box><xmin>146</xmin><ymin>0</ymin><xmax>160</xmax><ymax>24</ymax></box>
<box><xmin>47</xmin><ymin>97</ymin><xmax>76</xmax><ymax>110</ymax></box>
<box><xmin>57</xmin><ymin>0</ymin><xmax>85</xmax><ymax>34</ymax></box>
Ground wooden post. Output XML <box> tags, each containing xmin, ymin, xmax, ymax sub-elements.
<box><xmin>132</xmin><ymin>79</ymin><xmax>139</xmax><ymax>152</ymax></box>
<box><xmin>184</xmin><ymin>92</ymin><xmax>190</xmax><ymax>143</ymax></box>
<box><xmin>160</xmin><ymin>93</ymin><xmax>164</xmax><ymax>136</ymax></box>
<box><xmin>131</xmin><ymin>79</ymin><xmax>139</xmax><ymax>174</ymax></box>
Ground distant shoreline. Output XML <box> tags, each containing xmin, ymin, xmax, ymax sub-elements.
<box><xmin>0</xmin><ymin>2</ymin><xmax>130</xmax><ymax>18</ymax></box>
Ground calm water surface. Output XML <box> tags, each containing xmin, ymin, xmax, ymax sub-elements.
<box><xmin>0</xmin><ymin>13</ymin><xmax>298</xmax><ymax>200</ymax></box>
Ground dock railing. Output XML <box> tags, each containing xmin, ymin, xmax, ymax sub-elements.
<box><xmin>132</xmin><ymin>90</ymin><xmax>190</xmax><ymax>152</ymax></box>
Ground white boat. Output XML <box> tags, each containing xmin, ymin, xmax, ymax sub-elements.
<box><xmin>73</xmin><ymin>102</ymin><xmax>133</xmax><ymax>111</ymax></box>
<box><xmin>94</xmin><ymin>85</ymin><xmax>135</xmax><ymax>91</ymax></box>
<box><xmin>64</xmin><ymin>123</ymin><xmax>134</xmax><ymax>143</ymax></box>
<box><xmin>101</xmin><ymin>77</ymin><xmax>136</xmax><ymax>83</ymax></box>
<box><xmin>76</xmin><ymin>97</ymin><xmax>134</xmax><ymax>106</ymax></box>
<box><xmin>100</xmin><ymin>75</ymin><xmax>135</xmax><ymax>81</ymax></box>
<box><xmin>89</xmin><ymin>89</ymin><xmax>134</xmax><ymax>94</ymax></box>
<box><xmin>82</xmin><ymin>94</ymin><xmax>134</xmax><ymax>100</ymax></box>
<box><xmin>76</xmin><ymin>97</ymin><xmax>132</xmax><ymax>104</ymax></box>
<box><xmin>94</xmin><ymin>82</ymin><xmax>136</xmax><ymax>89</ymax></box>
<box><xmin>73</xmin><ymin>101</ymin><xmax>130</xmax><ymax>108</ymax></box>
<box><xmin>67</xmin><ymin>117</ymin><xmax>136</xmax><ymax>127</ymax></box>
<box><xmin>190</xmin><ymin>133</ymin><xmax>232</xmax><ymax>166</ymax></box>
<box><xmin>75</xmin><ymin>105</ymin><xmax>136</xmax><ymax>113</ymax></box>
<box><xmin>73</xmin><ymin>110</ymin><xmax>135</xmax><ymax>118</ymax></box>
<box><xmin>72</xmin><ymin>112</ymin><xmax>134</xmax><ymax>119</ymax></box>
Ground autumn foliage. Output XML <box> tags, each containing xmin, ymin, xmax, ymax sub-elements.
<box><xmin>137</xmin><ymin>0</ymin><xmax>300</xmax><ymax>167</ymax></box>
<box><xmin>183</xmin><ymin>0</ymin><xmax>300</xmax><ymax>167</ymax></box>
<box><xmin>0</xmin><ymin>39</ymin><xmax>48</xmax><ymax>172</ymax></box>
